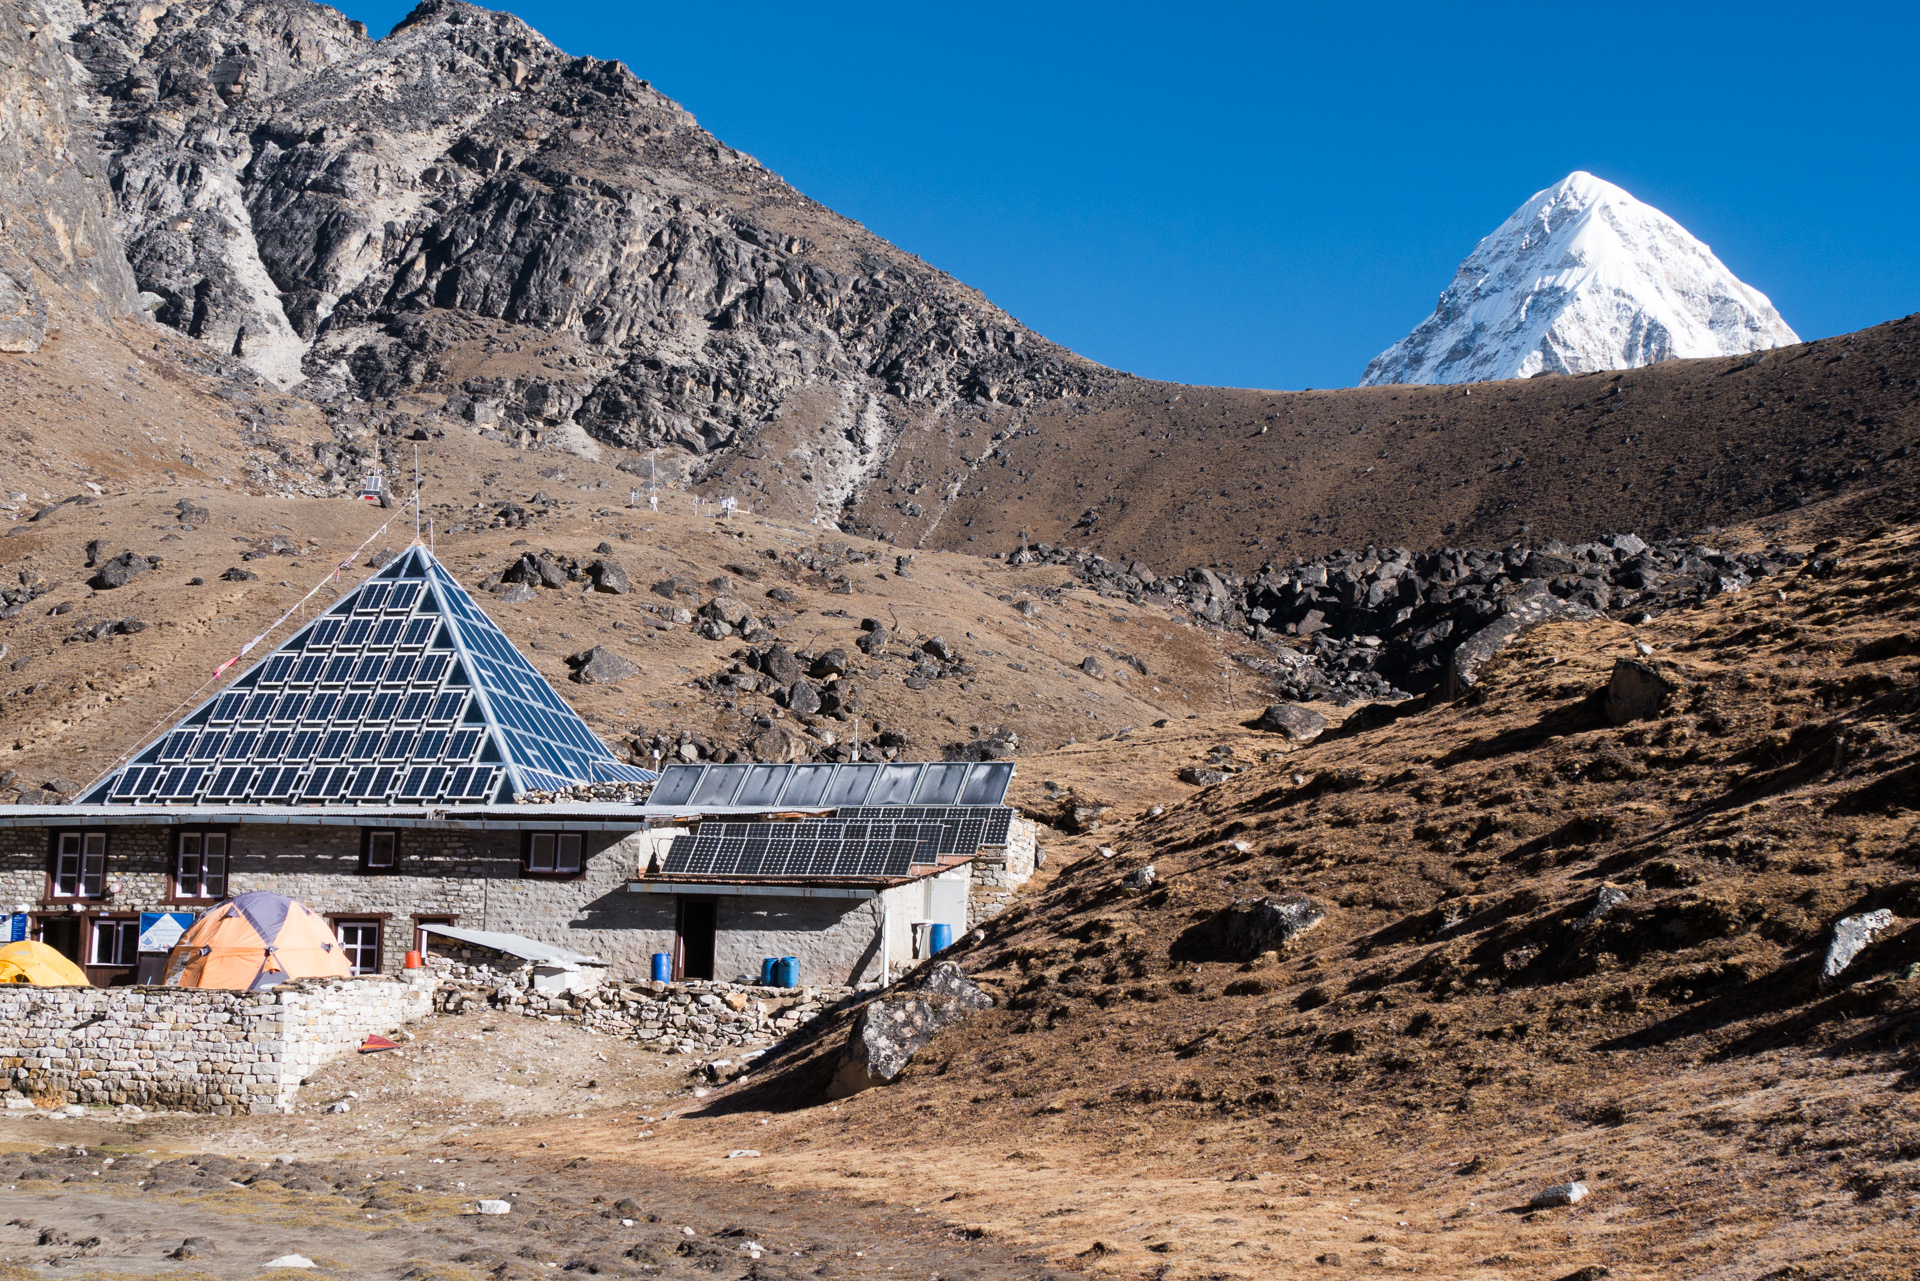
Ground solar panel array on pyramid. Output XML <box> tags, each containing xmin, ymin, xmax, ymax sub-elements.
<box><xmin>79</xmin><ymin>546</ymin><xmax>655</xmax><ymax>807</ymax></box>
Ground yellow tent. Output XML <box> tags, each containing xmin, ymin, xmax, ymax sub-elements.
<box><xmin>0</xmin><ymin>940</ymin><xmax>90</xmax><ymax>986</ymax></box>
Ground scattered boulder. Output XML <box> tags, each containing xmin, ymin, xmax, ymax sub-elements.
<box><xmin>588</xmin><ymin>559</ymin><xmax>631</xmax><ymax>594</ymax></box>
<box><xmin>1222</xmin><ymin>895</ymin><xmax>1327</xmax><ymax>960</ymax></box>
<box><xmin>497</xmin><ymin>583</ymin><xmax>537</xmax><ymax>604</ymax></box>
<box><xmin>921</xmin><ymin>636</ymin><xmax>958</xmax><ymax>663</ymax></box>
<box><xmin>775</xmin><ymin>680</ymin><xmax>818</xmax><ymax>716</ymax></box>
<box><xmin>1080</xmin><ymin>655</ymin><xmax>1103</xmax><ymax>677</ymax></box>
<box><xmin>1530</xmin><ymin>1182</ymin><xmax>1589</xmax><ymax>1209</ymax></box>
<box><xmin>1253</xmin><ymin>703</ymin><xmax>1328</xmax><ymax>744</ymax></box>
<box><xmin>812</xmin><ymin>647</ymin><xmax>849</xmax><ymax>678</ymax></box>
<box><xmin>1179</xmin><ymin>767</ymin><xmax>1232</xmax><ymax>787</ymax></box>
<box><xmin>856</xmin><ymin>626</ymin><xmax>889</xmax><ymax>656</ymax></box>
<box><xmin>1123</xmin><ymin>864</ymin><xmax>1157</xmax><ymax>890</ymax></box>
<box><xmin>1822</xmin><ymin>909</ymin><xmax>1895</xmax><ymax>984</ymax></box>
<box><xmin>365</xmin><ymin>548</ymin><xmax>398</xmax><ymax>569</ymax></box>
<box><xmin>1573</xmin><ymin>885</ymin><xmax>1630</xmax><ymax>932</ymax></box>
<box><xmin>570</xmin><ymin>646</ymin><xmax>639</xmax><ymax>685</ymax></box>
<box><xmin>827</xmin><ymin>961</ymin><xmax>994</xmax><ymax>1099</ymax></box>
<box><xmin>760</xmin><ymin>644</ymin><xmax>803</xmax><ymax>686</ymax></box>
<box><xmin>1605</xmin><ymin>658</ymin><xmax>1678</xmax><ymax>724</ymax></box>
<box><xmin>168</xmin><ymin>1238</ymin><xmax>218</xmax><ymax>1260</ymax></box>
<box><xmin>89</xmin><ymin>551</ymin><xmax>147</xmax><ymax>590</ymax></box>
<box><xmin>221</xmin><ymin>566</ymin><xmax>257</xmax><ymax>582</ymax></box>
<box><xmin>174</xmin><ymin>498</ymin><xmax>209</xmax><ymax>527</ymax></box>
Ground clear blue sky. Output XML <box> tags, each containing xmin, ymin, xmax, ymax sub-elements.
<box><xmin>340</xmin><ymin>0</ymin><xmax>1919</xmax><ymax>391</ymax></box>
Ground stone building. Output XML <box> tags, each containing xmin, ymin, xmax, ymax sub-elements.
<box><xmin>3</xmin><ymin>546</ymin><xmax>1031</xmax><ymax>987</ymax></box>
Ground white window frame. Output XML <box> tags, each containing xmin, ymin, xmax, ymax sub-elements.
<box><xmin>364</xmin><ymin>829</ymin><xmax>398</xmax><ymax>871</ymax></box>
<box><xmin>175</xmin><ymin>831</ymin><xmax>229</xmax><ymax>900</ymax></box>
<box><xmin>526</xmin><ymin>831</ymin><xmax>583</xmax><ymax>876</ymax></box>
<box><xmin>336</xmin><ymin>919</ymin><xmax>382</xmax><ymax>975</ymax></box>
<box><xmin>91</xmin><ymin>918</ymin><xmax>139</xmax><ymax>967</ymax></box>
<box><xmin>52</xmin><ymin>831</ymin><xmax>107</xmax><ymax>899</ymax></box>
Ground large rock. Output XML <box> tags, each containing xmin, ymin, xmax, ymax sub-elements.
<box><xmin>588</xmin><ymin>559</ymin><xmax>630</xmax><ymax>594</ymax></box>
<box><xmin>826</xmin><ymin>961</ymin><xmax>993</xmax><ymax>1099</ymax></box>
<box><xmin>1444</xmin><ymin>582</ymin><xmax>1597</xmax><ymax>698</ymax></box>
<box><xmin>568</xmin><ymin>646</ymin><xmax>637</xmax><ymax>685</ymax></box>
<box><xmin>1605</xmin><ymin>658</ymin><xmax>1678</xmax><ymax>724</ymax></box>
<box><xmin>1222</xmin><ymin>895</ymin><xmax>1327</xmax><ymax>960</ymax></box>
<box><xmin>1822</xmin><ymin>910</ymin><xmax>1895</xmax><ymax>984</ymax></box>
<box><xmin>760</xmin><ymin>644</ymin><xmax>802</xmax><ymax>686</ymax></box>
<box><xmin>1253</xmin><ymin>703</ymin><xmax>1328</xmax><ymax>744</ymax></box>
<box><xmin>90</xmin><ymin>551</ymin><xmax>146</xmax><ymax>590</ymax></box>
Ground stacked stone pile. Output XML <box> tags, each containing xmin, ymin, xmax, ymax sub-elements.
<box><xmin>428</xmin><ymin>959</ymin><xmax>854</xmax><ymax>1058</ymax></box>
<box><xmin>1004</xmin><ymin>535</ymin><xmax>1808</xmax><ymax>703</ymax></box>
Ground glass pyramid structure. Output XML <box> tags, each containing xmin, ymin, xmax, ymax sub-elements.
<box><xmin>80</xmin><ymin>545</ymin><xmax>656</xmax><ymax>807</ymax></box>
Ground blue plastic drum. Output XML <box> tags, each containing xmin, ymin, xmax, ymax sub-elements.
<box><xmin>778</xmin><ymin>956</ymin><xmax>799</xmax><ymax>988</ymax></box>
<box><xmin>761</xmin><ymin>956</ymin><xmax>779</xmax><ymax>986</ymax></box>
<box><xmin>651</xmin><ymin>952</ymin><xmax>671</xmax><ymax>982</ymax></box>
<box><xmin>929</xmin><ymin>923</ymin><xmax>954</xmax><ymax>954</ymax></box>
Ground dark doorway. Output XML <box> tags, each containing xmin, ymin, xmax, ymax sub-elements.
<box><xmin>39</xmin><ymin>918</ymin><xmax>81</xmax><ymax>969</ymax></box>
<box><xmin>677</xmin><ymin>899</ymin><xmax>716</xmax><ymax>981</ymax></box>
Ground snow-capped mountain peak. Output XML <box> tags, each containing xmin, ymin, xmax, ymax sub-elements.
<box><xmin>1360</xmin><ymin>171</ymin><xmax>1798</xmax><ymax>386</ymax></box>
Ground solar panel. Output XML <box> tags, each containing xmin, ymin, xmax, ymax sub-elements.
<box><xmin>662</xmin><ymin>834</ymin><xmax>696</xmax><ymax>873</ymax></box>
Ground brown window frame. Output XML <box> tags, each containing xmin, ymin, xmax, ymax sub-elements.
<box><xmin>361</xmin><ymin>828</ymin><xmax>401</xmax><ymax>874</ymax></box>
<box><xmin>522</xmin><ymin>831</ymin><xmax>585</xmax><ymax>879</ymax></box>
<box><xmin>171</xmin><ymin>829</ymin><xmax>231</xmax><ymax>903</ymax></box>
<box><xmin>48</xmin><ymin>830</ymin><xmax>108</xmax><ymax>901</ymax></box>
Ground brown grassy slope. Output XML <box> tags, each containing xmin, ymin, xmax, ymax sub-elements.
<box><xmin>881</xmin><ymin>312</ymin><xmax>1920</xmax><ymax>570</ymax></box>
<box><xmin>722</xmin><ymin>524</ymin><xmax>1920</xmax><ymax>1279</ymax></box>
<box><xmin>0</xmin><ymin>486</ymin><xmax>1264</xmax><ymax>799</ymax></box>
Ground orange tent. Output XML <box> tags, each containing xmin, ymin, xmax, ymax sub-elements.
<box><xmin>0</xmin><ymin>941</ymin><xmax>89</xmax><ymax>986</ymax></box>
<box><xmin>163</xmin><ymin>892</ymin><xmax>353</xmax><ymax>990</ymax></box>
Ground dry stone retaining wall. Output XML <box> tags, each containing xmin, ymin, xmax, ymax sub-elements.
<box><xmin>431</xmin><ymin>958</ymin><xmax>854</xmax><ymax>1058</ymax></box>
<box><xmin>0</xmin><ymin>973</ymin><xmax>431</xmax><ymax>1115</ymax></box>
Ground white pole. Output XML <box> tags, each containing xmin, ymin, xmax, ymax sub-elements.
<box><xmin>413</xmin><ymin>444</ymin><xmax>421</xmax><ymax>545</ymax></box>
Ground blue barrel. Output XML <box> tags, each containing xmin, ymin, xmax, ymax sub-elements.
<box><xmin>778</xmin><ymin>956</ymin><xmax>798</xmax><ymax>988</ymax></box>
<box><xmin>651</xmin><ymin>952</ymin><xmax>672</xmax><ymax>982</ymax></box>
<box><xmin>929</xmin><ymin>923</ymin><xmax>954</xmax><ymax>954</ymax></box>
<box><xmin>760</xmin><ymin>956</ymin><xmax>779</xmax><ymax>986</ymax></box>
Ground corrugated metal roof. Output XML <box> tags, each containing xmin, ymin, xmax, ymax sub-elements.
<box><xmin>419</xmin><ymin>924</ymin><xmax>603</xmax><ymax>966</ymax></box>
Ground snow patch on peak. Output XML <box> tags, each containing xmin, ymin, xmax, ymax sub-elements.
<box><xmin>1360</xmin><ymin>171</ymin><xmax>1798</xmax><ymax>386</ymax></box>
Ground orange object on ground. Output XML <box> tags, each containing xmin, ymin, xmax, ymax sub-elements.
<box><xmin>359</xmin><ymin>1034</ymin><xmax>401</xmax><ymax>1054</ymax></box>
<box><xmin>163</xmin><ymin>892</ymin><xmax>352</xmax><ymax>991</ymax></box>
<box><xmin>404</xmin><ymin>950</ymin><xmax>423</xmax><ymax>969</ymax></box>
<box><xmin>0</xmin><ymin>940</ymin><xmax>89</xmax><ymax>986</ymax></box>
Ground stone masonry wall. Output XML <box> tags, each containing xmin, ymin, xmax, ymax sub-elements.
<box><xmin>967</xmin><ymin>816</ymin><xmax>1038</xmax><ymax>928</ymax></box>
<box><xmin>0</xmin><ymin>973</ymin><xmax>431</xmax><ymax>1115</ymax></box>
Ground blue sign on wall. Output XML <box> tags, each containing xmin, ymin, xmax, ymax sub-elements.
<box><xmin>4</xmin><ymin>915</ymin><xmax>25</xmax><ymax>943</ymax></box>
<box><xmin>138</xmin><ymin>912</ymin><xmax>194</xmax><ymax>954</ymax></box>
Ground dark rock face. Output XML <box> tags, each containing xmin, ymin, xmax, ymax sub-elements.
<box><xmin>568</xmin><ymin>645</ymin><xmax>636</xmax><ymax>684</ymax></box>
<box><xmin>827</xmin><ymin>960</ymin><xmax>992</xmax><ymax>1099</ymax></box>
<box><xmin>62</xmin><ymin>0</ymin><xmax>1100</xmax><ymax>514</ymax></box>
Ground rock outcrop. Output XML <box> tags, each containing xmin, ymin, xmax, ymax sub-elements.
<box><xmin>62</xmin><ymin>0</ymin><xmax>1102</xmax><ymax>518</ymax></box>
<box><xmin>826</xmin><ymin>960</ymin><xmax>993</xmax><ymax>1099</ymax></box>
<box><xmin>0</xmin><ymin>0</ymin><xmax>140</xmax><ymax>351</ymax></box>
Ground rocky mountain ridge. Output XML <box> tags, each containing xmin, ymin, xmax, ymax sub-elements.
<box><xmin>1362</xmin><ymin>171</ymin><xmax>1799</xmax><ymax>386</ymax></box>
<box><xmin>58</xmin><ymin>0</ymin><xmax>1106</xmax><ymax>517</ymax></box>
